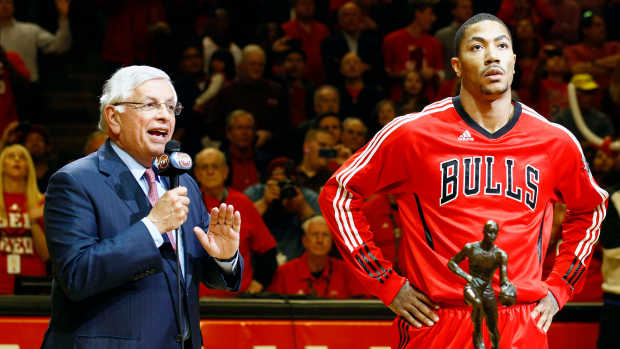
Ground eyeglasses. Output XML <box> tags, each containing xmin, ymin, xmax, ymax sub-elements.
<box><xmin>113</xmin><ymin>101</ymin><xmax>183</xmax><ymax>116</ymax></box>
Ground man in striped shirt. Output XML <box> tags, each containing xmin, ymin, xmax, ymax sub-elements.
<box><xmin>319</xmin><ymin>13</ymin><xmax>608</xmax><ymax>349</ymax></box>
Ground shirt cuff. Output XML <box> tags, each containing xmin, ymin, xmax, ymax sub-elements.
<box><xmin>142</xmin><ymin>217</ymin><xmax>164</xmax><ymax>248</ymax></box>
<box><xmin>214</xmin><ymin>251</ymin><xmax>239</xmax><ymax>274</ymax></box>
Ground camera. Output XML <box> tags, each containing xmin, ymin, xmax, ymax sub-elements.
<box><xmin>278</xmin><ymin>179</ymin><xmax>297</xmax><ymax>199</ymax></box>
<box><xmin>318</xmin><ymin>148</ymin><xmax>337</xmax><ymax>158</ymax></box>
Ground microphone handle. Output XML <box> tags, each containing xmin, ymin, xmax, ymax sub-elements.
<box><xmin>170</xmin><ymin>174</ymin><xmax>179</xmax><ymax>189</ymax></box>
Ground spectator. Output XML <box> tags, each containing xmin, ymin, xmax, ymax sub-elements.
<box><xmin>281</xmin><ymin>0</ymin><xmax>330</xmax><ymax>86</ymax></box>
<box><xmin>397</xmin><ymin>69</ymin><xmax>428</xmax><ymax>114</ymax></box>
<box><xmin>82</xmin><ymin>130</ymin><xmax>108</xmax><ymax>156</ymax></box>
<box><xmin>316</xmin><ymin>113</ymin><xmax>342</xmax><ymax>143</ymax></box>
<box><xmin>564</xmin><ymin>9</ymin><xmax>620</xmax><ymax>90</ymax></box>
<box><xmin>322</xmin><ymin>1</ymin><xmax>382</xmax><ymax>85</ymax></box>
<box><xmin>201</xmin><ymin>8</ymin><xmax>242</xmax><ymax>72</ymax></box>
<box><xmin>207</xmin><ymin>44</ymin><xmax>288</xmax><ymax>152</ymax></box>
<box><xmin>598</xmin><ymin>168</ymin><xmax>620</xmax><ymax>349</ymax></box>
<box><xmin>382</xmin><ymin>0</ymin><xmax>444</xmax><ymax>101</ymax></box>
<box><xmin>496</xmin><ymin>0</ymin><xmax>554</xmax><ymax>34</ymax></box>
<box><xmin>434</xmin><ymin>0</ymin><xmax>472</xmax><ymax>80</ymax></box>
<box><xmin>341</xmin><ymin>116</ymin><xmax>367</xmax><ymax>153</ymax></box>
<box><xmin>552</xmin><ymin>73</ymin><xmax>615</xmax><ymax>142</ymax></box>
<box><xmin>0</xmin><ymin>144</ymin><xmax>48</xmax><ymax>294</ymax></box>
<box><xmin>18</xmin><ymin>124</ymin><xmax>54</xmax><ymax>193</ymax></box>
<box><xmin>173</xmin><ymin>42</ymin><xmax>211</xmax><ymax>156</ymax></box>
<box><xmin>0</xmin><ymin>0</ymin><xmax>71</xmax><ymax>82</ymax></box>
<box><xmin>224</xmin><ymin>110</ymin><xmax>272</xmax><ymax>192</ymax></box>
<box><xmin>297</xmin><ymin>128</ymin><xmax>337</xmax><ymax>194</ymax></box>
<box><xmin>280</xmin><ymin>47</ymin><xmax>315</xmax><ymax>128</ymax></box>
<box><xmin>373</xmin><ymin>99</ymin><xmax>397</xmax><ymax>134</ymax></box>
<box><xmin>194</xmin><ymin>148</ymin><xmax>277</xmax><ymax>296</ymax></box>
<box><xmin>547</xmin><ymin>0</ymin><xmax>581</xmax><ymax>45</ymax></box>
<box><xmin>245</xmin><ymin>157</ymin><xmax>319</xmax><ymax>263</ymax></box>
<box><xmin>338</xmin><ymin>52</ymin><xmax>383</xmax><ymax>126</ymax></box>
<box><xmin>530</xmin><ymin>45</ymin><xmax>570</xmax><ymax>119</ymax></box>
<box><xmin>313</xmin><ymin>84</ymin><xmax>340</xmax><ymax>118</ymax></box>
<box><xmin>0</xmin><ymin>45</ymin><xmax>29</xmax><ymax>134</ymax></box>
<box><xmin>513</xmin><ymin>18</ymin><xmax>541</xmax><ymax>105</ymax></box>
<box><xmin>268</xmin><ymin>215</ymin><xmax>361</xmax><ymax>298</ymax></box>
<box><xmin>601</xmin><ymin>61</ymin><xmax>620</xmax><ymax>136</ymax></box>
<box><xmin>100</xmin><ymin>0</ymin><xmax>167</xmax><ymax>72</ymax></box>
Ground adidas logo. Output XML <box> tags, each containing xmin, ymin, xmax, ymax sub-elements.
<box><xmin>458</xmin><ymin>130</ymin><xmax>474</xmax><ymax>141</ymax></box>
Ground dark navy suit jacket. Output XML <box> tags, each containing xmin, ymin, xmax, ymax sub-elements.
<box><xmin>41</xmin><ymin>141</ymin><xmax>242</xmax><ymax>349</ymax></box>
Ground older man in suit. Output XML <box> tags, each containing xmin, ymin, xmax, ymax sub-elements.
<box><xmin>41</xmin><ymin>65</ymin><xmax>243</xmax><ymax>349</ymax></box>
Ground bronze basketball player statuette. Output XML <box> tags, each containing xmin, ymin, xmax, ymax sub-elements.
<box><xmin>448</xmin><ymin>220</ymin><xmax>517</xmax><ymax>349</ymax></box>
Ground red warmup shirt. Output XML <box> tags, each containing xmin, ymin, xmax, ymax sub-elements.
<box><xmin>269</xmin><ymin>253</ymin><xmax>360</xmax><ymax>299</ymax></box>
<box><xmin>282</xmin><ymin>19</ymin><xmax>330</xmax><ymax>86</ymax></box>
<box><xmin>200</xmin><ymin>188</ymin><xmax>276</xmax><ymax>296</ymax></box>
<box><xmin>0</xmin><ymin>193</ymin><xmax>46</xmax><ymax>294</ymax></box>
<box><xmin>362</xmin><ymin>194</ymin><xmax>401</xmax><ymax>266</ymax></box>
<box><xmin>319</xmin><ymin>96</ymin><xmax>608</xmax><ymax>309</ymax></box>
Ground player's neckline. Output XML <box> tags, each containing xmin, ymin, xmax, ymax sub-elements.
<box><xmin>452</xmin><ymin>96</ymin><xmax>522</xmax><ymax>139</ymax></box>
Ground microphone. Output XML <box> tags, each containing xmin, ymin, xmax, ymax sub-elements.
<box><xmin>153</xmin><ymin>140</ymin><xmax>192</xmax><ymax>189</ymax></box>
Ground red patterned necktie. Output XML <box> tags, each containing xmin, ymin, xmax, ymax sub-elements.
<box><xmin>144</xmin><ymin>168</ymin><xmax>176</xmax><ymax>250</ymax></box>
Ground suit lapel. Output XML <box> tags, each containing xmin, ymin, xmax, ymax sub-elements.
<box><xmin>98</xmin><ymin>141</ymin><xmax>151</xmax><ymax>223</ymax></box>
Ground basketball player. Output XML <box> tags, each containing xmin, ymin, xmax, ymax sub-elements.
<box><xmin>318</xmin><ymin>13</ymin><xmax>608</xmax><ymax>349</ymax></box>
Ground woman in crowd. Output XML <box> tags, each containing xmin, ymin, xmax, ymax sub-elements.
<box><xmin>0</xmin><ymin>144</ymin><xmax>48</xmax><ymax>294</ymax></box>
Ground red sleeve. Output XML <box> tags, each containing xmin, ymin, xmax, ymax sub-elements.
<box><xmin>319</xmin><ymin>120</ymin><xmax>413</xmax><ymax>305</ymax></box>
<box><xmin>5</xmin><ymin>51</ymin><xmax>31</xmax><ymax>80</ymax></box>
<box><xmin>545</xmin><ymin>132</ymin><xmax>608</xmax><ymax>308</ymax></box>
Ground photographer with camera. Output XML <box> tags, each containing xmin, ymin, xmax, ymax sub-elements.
<box><xmin>296</xmin><ymin>128</ymin><xmax>345</xmax><ymax>194</ymax></box>
<box><xmin>245</xmin><ymin>157</ymin><xmax>319</xmax><ymax>265</ymax></box>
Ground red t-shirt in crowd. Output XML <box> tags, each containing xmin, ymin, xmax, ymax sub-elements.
<box><xmin>282</xmin><ymin>19</ymin><xmax>330</xmax><ymax>86</ymax></box>
<box><xmin>268</xmin><ymin>253</ymin><xmax>362</xmax><ymax>299</ymax></box>
<box><xmin>382</xmin><ymin>28</ymin><xmax>443</xmax><ymax>100</ymax></box>
<box><xmin>0</xmin><ymin>193</ymin><xmax>46</xmax><ymax>294</ymax></box>
<box><xmin>535</xmin><ymin>78</ymin><xmax>568</xmax><ymax>119</ymax></box>
<box><xmin>200</xmin><ymin>188</ymin><xmax>276</xmax><ymax>297</ymax></box>
<box><xmin>228</xmin><ymin>147</ymin><xmax>259</xmax><ymax>192</ymax></box>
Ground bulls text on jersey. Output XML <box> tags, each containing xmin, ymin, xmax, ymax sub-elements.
<box><xmin>439</xmin><ymin>156</ymin><xmax>540</xmax><ymax>210</ymax></box>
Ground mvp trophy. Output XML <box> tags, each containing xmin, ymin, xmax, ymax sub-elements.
<box><xmin>447</xmin><ymin>220</ymin><xmax>517</xmax><ymax>349</ymax></box>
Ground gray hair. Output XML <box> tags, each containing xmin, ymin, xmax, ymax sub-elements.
<box><xmin>343</xmin><ymin>116</ymin><xmax>367</xmax><ymax>133</ymax></box>
<box><xmin>98</xmin><ymin>65</ymin><xmax>177</xmax><ymax>132</ymax></box>
<box><xmin>302</xmin><ymin>215</ymin><xmax>328</xmax><ymax>235</ymax></box>
<box><xmin>241</xmin><ymin>44</ymin><xmax>265</xmax><ymax>62</ymax></box>
<box><xmin>226</xmin><ymin>109</ymin><xmax>255</xmax><ymax>129</ymax></box>
<box><xmin>313</xmin><ymin>85</ymin><xmax>339</xmax><ymax>106</ymax></box>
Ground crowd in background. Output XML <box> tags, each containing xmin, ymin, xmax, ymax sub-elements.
<box><xmin>0</xmin><ymin>0</ymin><xmax>619</xmax><ymax>308</ymax></box>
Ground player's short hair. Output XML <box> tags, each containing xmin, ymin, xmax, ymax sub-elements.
<box><xmin>453</xmin><ymin>13</ymin><xmax>512</xmax><ymax>57</ymax></box>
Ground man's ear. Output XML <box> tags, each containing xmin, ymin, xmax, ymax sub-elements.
<box><xmin>451</xmin><ymin>57</ymin><xmax>462</xmax><ymax>78</ymax></box>
<box><xmin>104</xmin><ymin>105</ymin><xmax>121</xmax><ymax>137</ymax></box>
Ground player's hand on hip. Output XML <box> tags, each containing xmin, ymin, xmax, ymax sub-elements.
<box><xmin>194</xmin><ymin>203</ymin><xmax>240</xmax><ymax>259</ymax></box>
<box><xmin>389</xmin><ymin>281</ymin><xmax>440</xmax><ymax>328</ymax></box>
<box><xmin>147</xmin><ymin>186</ymin><xmax>190</xmax><ymax>233</ymax></box>
<box><xmin>531</xmin><ymin>290</ymin><xmax>559</xmax><ymax>332</ymax></box>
